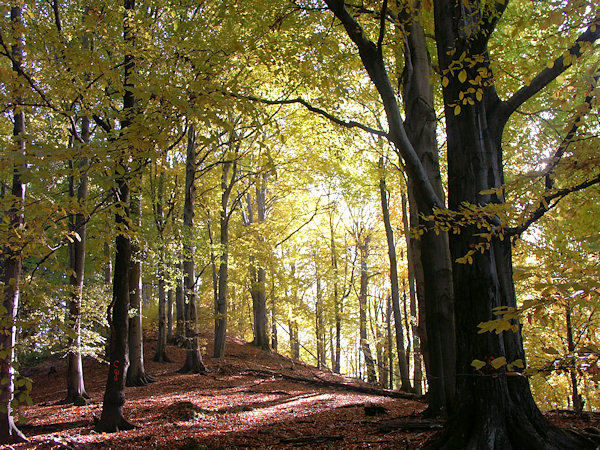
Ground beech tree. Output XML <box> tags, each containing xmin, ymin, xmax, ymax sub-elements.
<box><xmin>0</xmin><ymin>4</ymin><xmax>27</xmax><ymax>443</ymax></box>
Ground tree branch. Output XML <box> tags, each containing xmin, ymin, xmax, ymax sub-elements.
<box><xmin>507</xmin><ymin>173</ymin><xmax>600</xmax><ymax>240</ymax></box>
<box><xmin>545</xmin><ymin>72</ymin><xmax>599</xmax><ymax>189</ymax></box>
<box><xmin>225</xmin><ymin>91</ymin><xmax>388</xmax><ymax>138</ymax></box>
<box><xmin>501</xmin><ymin>16</ymin><xmax>600</xmax><ymax>121</ymax></box>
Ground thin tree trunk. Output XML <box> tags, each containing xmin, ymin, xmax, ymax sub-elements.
<box><xmin>315</xmin><ymin>264</ymin><xmax>326</xmax><ymax>370</ymax></box>
<box><xmin>386</xmin><ymin>295</ymin><xmax>394</xmax><ymax>389</ymax></box>
<box><xmin>153</xmin><ymin>168</ymin><xmax>170</xmax><ymax>362</ymax></box>
<box><xmin>379</xmin><ymin>161</ymin><xmax>412</xmax><ymax>391</ymax></box>
<box><xmin>167</xmin><ymin>288</ymin><xmax>174</xmax><ymax>343</ymax></box>
<box><xmin>126</xmin><ymin>190</ymin><xmax>152</xmax><ymax>386</ymax></box>
<box><xmin>401</xmin><ymin>193</ymin><xmax>423</xmax><ymax>395</ymax></box>
<box><xmin>290</xmin><ymin>264</ymin><xmax>300</xmax><ymax>360</ymax></box>
<box><xmin>0</xmin><ymin>6</ymin><xmax>27</xmax><ymax>442</ymax></box>
<box><xmin>358</xmin><ymin>239</ymin><xmax>377</xmax><ymax>384</ymax></box>
<box><xmin>329</xmin><ymin>212</ymin><xmax>342</xmax><ymax>373</ymax></box>
<box><xmin>175</xmin><ymin>256</ymin><xmax>185</xmax><ymax>345</ymax></box>
<box><xmin>565</xmin><ymin>305</ymin><xmax>583</xmax><ymax>412</ymax></box>
<box><xmin>214</xmin><ymin>156</ymin><xmax>236</xmax><ymax>358</ymax></box>
<box><xmin>179</xmin><ymin>124</ymin><xmax>206</xmax><ymax>374</ymax></box>
<box><xmin>63</xmin><ymin>117</ymin><xmax>90</xmax><ymax>406</ymax></box>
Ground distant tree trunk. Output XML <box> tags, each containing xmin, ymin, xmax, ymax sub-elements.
<box><xmin>379</xmin><ymin>161</ymin><xmax>412</xmax><ymax>392</ymax></box>
<box><xmin>270</xmin><ymin>276</ymin><xmax>278</xmax><ymax>352</ymax></box>
<box><xmin>565</xmin><ymin>305</ymin><xmax>583</xmax><ymax>412</ymax></box>
<box><xmin>167</xmin><ymin>288</ymin><xmax>174</xmax><ymax>343</ymax></box>
<box><xmin>329</xmin><ymin>212</ymin><xmax>342</xmax><ymax>373</ymax></box>
<box><xmin>175</xmin><ymin>257</ymin><xmax>185</xmax><ymax>345</ymax></box>
<box><xmin>153</xmin><ymin>168</ymin><xmax>170</xmax><ymax>362</ymax></box>
<box><xmin>0</xmin><ymin>6</ymin><xmax>27</xmax><ymax>442</ymax></box>
<box><xmin>374</xmin><ymin>299</ymin><xmax>385</xmax><ymax>385</ymax></box>
<box><xmin>386</xmin><ymin>295</ymin><xmax>394</xmax><ymax>389</ymax></box>
<box><xmin>242</xmin><ymin>179</ymin><xmax>270</xmax><ymax>351</ymax></box>
<box><xmin>214</xmin><ymin>156</ymin><xmax>237</xmax><ymax>358</ymax></box>
<box><xmin>401</xmin><ymin>193</ymin><xmax>423</xmax><ymax>395</ymax></box>
<box><xmin>315</xmin><ymin>264</ymin><xmax>326</xmax><ymax>370</ymax></box>
<box><xmin>63</xmin><ymin>117</ymin><xmax>90</xmax><ymax>406</ymax></box>
<box><xmin>289</xmin><ymin>264</ymin><xmax>300</xmax><ymax>360</ymax></box>
<box><xmin>126</xmin><ymin>190</ymin><xmax>152</xmax><ymax>386</ymax></box>
<box><xmin>358</xmin><ymin>238</ymin><xmax>377</xmax><ymax>384</ymax></box>
<box><xmin>324</xmin><ymin>0</ymin><xmax>455</xmax><ymax>413</ymax></box>
<box><xmin>95</xmin><ymin>1</ymin><xmax>136</xmax><ymax>431</ymax></box>
<box><xmin>179</xmin><ymin>125</ymin><xmax>206</xmax><ymax>374</ymax></box>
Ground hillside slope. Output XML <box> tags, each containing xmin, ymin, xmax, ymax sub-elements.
<box><xmin>12</xmin><ymin>333</ymin><xmax>599</xmax><ymax>449</ymax></box>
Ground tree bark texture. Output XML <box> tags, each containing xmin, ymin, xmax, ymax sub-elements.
<box><xmin>126</xmin><ymin>190</ymin><xmax>152</xmax><ymax>386</ymax></box>
<box><xmin>379</xmin><ymin>165</ymin><xmax>411</xmax><ymax>392</ymax></box>
<box><xmin>324</xmin><ymin>0</ymin><xmax>454</xmax><ymax>412</ymax></box>
<box><xmin>95</xmin><ymin>1</ymin><xmax>137</xmax><ymax>428</ymax></box>
<box><xmin>431</xmin><ymin>1</ymin><xmax>592</xmax><ymax>446</ymax></box>
<box><xmin>214</xmin><ymin>157</ymin><xmax>236</xmax><ymax>358</ymax></box>
<box><xmin>0</xmin><ymin>6</ymin><xmax>27</xmax><ymax>442</ymax></box>
<box><xmin>64</xmin><ymin>116</ymin><xmax>90</xmax><ymax>406</ymax></box>
<box><xmin>153</xmin><ymin>169</ymin><xmax>170</xmax><ymax>362</ymax></box>
<box><xmin>180</xmin><ymin>125</ymin><xmax>206</xmax><ymax>374</ymax></box>
<box><xmin>358</xmin><ymin>237</ymin><xmax>377</xmax><ymax>384</ymax></box>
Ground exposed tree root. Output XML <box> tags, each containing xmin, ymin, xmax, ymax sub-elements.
<box><xmin>425</xmin><ymin>407</ymin><xmax>595</xmax><ymax>449</ymax></box>
<box><xmin>125</xmin><ymin>372</ymin><xmax>154</xmax><ymax>387</ymax></box>
<box><xmin>93</xmin><ymin>414</ymin><xmax>137</xmax><ymax>433</ymax></box>
<box><xmin>58</xmin><ymin>392</ymin><xmax>91</xmax><ymax>406</ymax></box>
<box><xmin>0</xmin><ymin>420</ymin><xmax>28</xmax><ymax>444</ymax></box>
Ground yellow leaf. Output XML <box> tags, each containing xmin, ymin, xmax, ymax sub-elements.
<box><xmin>442</xmin><ymin>76</ymin><xmax>449</xmax><ymax>87</ymax></box>
<box><xmin>547</xmin><ymin>61</ymin><xmax>554</xmax><ymax>69</ymax></box>
<box><xmin>454</xmin><ymin>105</ymin><xmax>461</xmax><ymax>115</ymax></box>
<box><xmin>476</xmin><ymin>89</ymin><xmax>483</xmax><ymax>101</ymax></box>
<box><xmin>471</xmin><ymin>359</ymin><xmax>486</xmax><ymax>370</ymax></box>
<box><xmin>491</xmin><ymin>356</ymin><xmax>507</xmax><ymax>370</ymax></box>
<box><xmin>458</xmin><ymin>69</ymin><xmax>467</xmax><ymax>83</ymax></box>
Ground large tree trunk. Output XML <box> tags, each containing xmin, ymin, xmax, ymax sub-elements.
<box><xmin>64</xmin><ymin>117</ymin><xmax>90</xmax><ymax>406</ymax></box>
<box><xmin>379</xmin><ymin>162</ymin><xmax>412</xmax><ymax>392</ymax></box>
<box><xmin>95</xmin><ymin>175</ymin><xmax>134</xmax><ymax>431</ymax></box>
<box><xmin>399</xmin><ymin>9</ymin><xmax>456</xmax><ymax>413</ymax></box>
<box><xmin>95</xmin><ymin>1</ymin><xmax>137</xmax><ymax>429</ymax></box>
<box><xmin>324</xmin><ymin>0</ymin><xmax>455</xmax><ymax>413</ymax></box>
<box><xmin>0</xmin><ymin>6</ymin><xmax>27</xmax><ymax>442</ymax></box>
<box><xmin>430</xmin><ymin>1</ymin><xmax>593</xmax><ymax>446</ymax></box>
<box><xmin>179</xmin><ymin>125</ymin><xmax>206</xmax><ymax>374</ymax></box>
<box><xmin>126</xmin><ymin>190</ymin><xmax>152</xmax><ymax>386</ymax></box>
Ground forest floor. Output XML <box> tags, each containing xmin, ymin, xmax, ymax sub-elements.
<box><xmin>9</xmin><ymin>332</ymin><xmax>600</xmax><ymax>449</ymax></box>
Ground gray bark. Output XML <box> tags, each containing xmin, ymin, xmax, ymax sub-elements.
<box><xmin>379</xmin><ymin>162</ymin><xmax>411</xmax><ymax>392</ymax></box>
<box><xmin>127</xmin><ymin>190</ymin><xmax>152</xmax><ymax>386</ymax></box>
<box><xmin>179</xmin><ymin>124</ymin><xmax>206</xmax><ymax>374</ymax></box>
<box><xmin>64</xmin><ymin>116</ymin><xmax>90</xmax><ymax>405</ymax></box>
<box><xmin>0</xmin><ymin>6</ymin><xmax>27</xmax><ymax>442</ymax></box>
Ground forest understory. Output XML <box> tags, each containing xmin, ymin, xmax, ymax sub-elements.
<box><xmin>8</xmin><ymin>332</ymin><xmax>599</xmax><ymax>449</ymax></box>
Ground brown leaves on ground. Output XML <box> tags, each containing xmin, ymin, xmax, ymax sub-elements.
<box><xmin>10</xmin><ymin>333</ymin><xmax>600</xmax><ymax>449</ymax></box>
